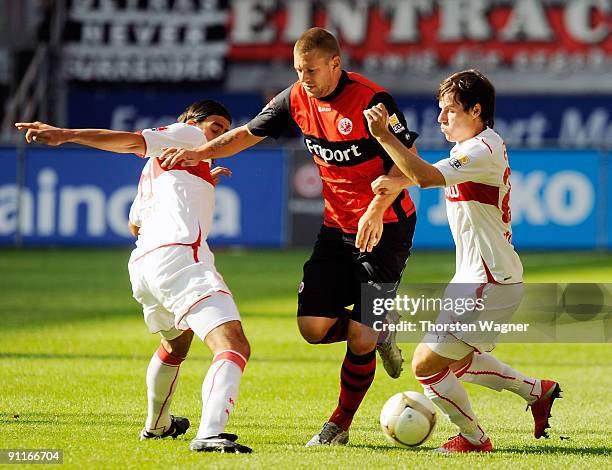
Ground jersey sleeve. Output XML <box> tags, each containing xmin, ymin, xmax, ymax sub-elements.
<box><xmin>141</xmin><ymin>123</ymin><xmax>206</xmax><ymax>158</ymax></box>
<box><xmin>433</xmin><ymin>139</ymin><xmax>497</xmax><ymax>187</ymax></box>
<box><xmin>247</xmin><ymin>86</ymin><xmax>294</xmax><ymax>139</ymax></box>
<box><xmin>369</xmin><ymin>92</ymin><xmax>419</xmax><ymax>149</ymax></box>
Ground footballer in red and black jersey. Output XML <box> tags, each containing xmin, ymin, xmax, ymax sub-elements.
<box><xmin>247</xmin><ymin>70</ymin><xmax>418</xmax><ymax>233</ymax></box>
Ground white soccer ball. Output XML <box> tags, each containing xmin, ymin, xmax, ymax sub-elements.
<box><xmin>380</xmin><ymin>391</ymin><xmax>437</xmax><ymax>447</ymax></box>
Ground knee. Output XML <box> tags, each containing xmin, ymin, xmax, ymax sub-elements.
<box><xmin>411</xmin><ymin>355</ymin><xmax>430</xmax><ymax>377</ymax></box>
<box><xmin>162</xmin><ymin>330</ymin><xmax>194</xmax><ymax>358</ymax></box>
<box><xmin>411</xmin><ymin>345</ymin><xmax>447</xmax><ymax>377</ymax></box>
<box><xmin>223</xmin><ymin>322</ymin><xmax>251</xmax><ymax>361</ymax></box>
<box><xmin>300</xmin><ymin>329</ymin><xmax>325</xmax><ymax>344</ymax></box>
<box><xmin>411</xmin><ymin>345</ymin><xmax>433</xmax><ymax>377</ymax></box>
<box><xmin>347</xmin><ymin>337</ymin><xmax>376</xmax><ymax>356</ymax></box>
<box><xmin>224</xmin><ymin>324</ymin><xmax>251</xmax><ymax>361</ymax></box>
<box><xmin>297</xmin><ymin>318</ymin><xmax>327</xmax><ymax>344</ymax></box>
<box><xmin>234</xmin><ymin>337</ymin><xmax>251</xmax><ymax>361</ymax></box>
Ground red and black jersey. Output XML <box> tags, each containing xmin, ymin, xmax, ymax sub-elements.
<box><xmin>247</xmin><ymin>71</ymin><xmax>418</xmax><ymax>233</ymax></box>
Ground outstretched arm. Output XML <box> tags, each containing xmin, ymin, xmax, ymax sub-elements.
<box><xmin>363</xmin><ymin>104</ymin><xmax>445</xmax><ymax>188</ymax></box>
<box><xmin>15</xmin><ymin>121</ymin><xmax>145</xmax><ymax>154</ymax></box>
<box><xmin>159</xmin><ymin>125</ymin><xmax>266</xmax><ymax>169</ymax></box>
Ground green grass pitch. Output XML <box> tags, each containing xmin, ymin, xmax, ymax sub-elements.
<box><xmin>1</xmin><ymin>249</ymin><xmax>611</xmax><ymax>469</ymax></box>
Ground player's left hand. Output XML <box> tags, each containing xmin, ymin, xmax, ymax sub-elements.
<box><xmin>356</xmin><ymin>209</ymin><xmax>384</xmax><ymax>253</ymax></box>
<box><xmin>211</xmin><ymin>166</ymin><xmax>232</xmax><ymax>184</ymax></box>
<box><xmin>363</xmin><ymin>103</ymin><xmax>391</xmax><ymax>140</ymax></box>
<box><xmin>15</xmin><ymin>121</ymin><xmax>67</xmax><ymax>146</ymax></box>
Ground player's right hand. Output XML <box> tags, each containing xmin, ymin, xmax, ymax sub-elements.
<box><xmin>14</xmin><ymin>121</ymin><xmax>66</xmax><ymax>146</ymax></box>
<box><xmin>159</xmin><ymin>148</ymin><xmax>201</xmax><ymax>168</ymax></box>
<box><xmin>356</xmin><ymin>208</ymin><xmax>384</xmax><ymax>253</ymax></box>
<box><xmin>364</xmin><ymin>103</ymin><xmax>391</xmax><ymax>140</ymax></box>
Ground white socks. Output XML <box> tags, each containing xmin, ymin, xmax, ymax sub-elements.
<box><xmin>417</xmin><ymin>368</ymin><xmax>488</xmax><ymax>445</ymax></box>
<box><xmin>456</xmin><ymin>352</ymin><xmax>542</xmax><ymax>404</ymax></box>
<box><xmin>145</xmin><ymin>345</ymin><xmax>184</xmax><ymax>434</ymax></box>
<box><xmin>417</xmin><ymin>353</ymin><xmax>542</xmax><ymax>445</ymax></box>
<box><xmin>196</xmin><ymin>350</ymin><xmax>247</xmax><ymax>439</ymax></box>
<box><xmin>144</xmin><ymin>345</ymin><xmax>247</xmax><ymax>439</ymax></box>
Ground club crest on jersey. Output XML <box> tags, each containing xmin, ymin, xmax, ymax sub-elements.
<box><xmin>388</xmin><ymin>113</ymin><xmax>405</xmax><ymax>134</ymax></box>
<box><xmin>337</xmin><ymin>117</ymin><xmax>353</xmax><ymax>135</ymax></box>
<box><xmin>449</xmin><ymin>154</ymin><xmax>470</xmax><ymax>169</ymax></box>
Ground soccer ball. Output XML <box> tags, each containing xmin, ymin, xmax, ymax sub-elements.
<box><xmin>380</xmin><ymin>391</ymin><xmax>437</xmax><ymax>447</ymax></box>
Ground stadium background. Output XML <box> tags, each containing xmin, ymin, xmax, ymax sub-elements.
<box><xmin>1</xmin><ymin>2</ymin><xmax>611</xmax><ymax>468</ymax></box>
<box><xmin>0</xmin><ymin>0</ymin><xmax>610</xmax><ymax>250</ymax></box>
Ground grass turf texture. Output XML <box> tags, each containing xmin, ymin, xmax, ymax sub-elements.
<box><xmin>1</xmin><ymin>249</ymin><xmax>611</xmax><ymax>469</ymax></box>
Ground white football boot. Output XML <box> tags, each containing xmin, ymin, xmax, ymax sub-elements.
<box><xmin>305</xmin><ymin>422</ymin><xmax>349</xmax><ymax>447</ymax></box>
<box><xmin>376</xmin><ymin>310</ymin><xmax>404</xmax><ymax>379</ymax></box>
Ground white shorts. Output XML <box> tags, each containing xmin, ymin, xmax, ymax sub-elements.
<box><xmin>423</xmin><ymin>282</ymin><xmax>524</xmax><ymax>360</ymax></box>
<box><xmin>128</xmin><ymin>243</ymin><xmax>240</xmax><ymax>341</ymax></box>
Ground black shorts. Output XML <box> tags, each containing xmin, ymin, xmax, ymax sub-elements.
<box><xmin>297</xmin><ymin>213</ymin><xmax>416</xmax><ymax>326</ymax></box>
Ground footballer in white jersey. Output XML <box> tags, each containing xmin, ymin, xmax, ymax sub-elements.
<box><xmin>432</xmin><ymin>126</ymin><xmax>523</xmax><ymax>285</ymax></box>
<box><xmin>129</xmin><ymin>122</ymin><xmax>214</xmax><ymax>255</ymax></box>
<box><xmin>127</xmin><ymin>122</ymin><xmax>233</xmax><ymax>335</ymax></box>
<box><xmin>364</xmin><ymin>69</ymin><xmax>560</xmax><ymax>454</ymax></box>
<box><xmin>16</xmin><ymin>100</ymin><xmax>254</xmax><ymax>454</ymax></box>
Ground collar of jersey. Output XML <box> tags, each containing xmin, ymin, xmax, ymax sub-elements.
<box><xmin>317</xmin><ymin>70</ymin><xmax>350</xmax><ymax>102</ymax></box>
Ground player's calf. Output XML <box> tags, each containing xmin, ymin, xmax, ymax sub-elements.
<box><xmin>178</xmin><ymin>292</ymin><xmax>253</xmax><ymax>452</ymax></box>
<box><xmin>142</xmin><ymin>330</ymin><xmax>192</xmax><ymax>438</ymax></box>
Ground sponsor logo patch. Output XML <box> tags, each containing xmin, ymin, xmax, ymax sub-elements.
<box><xmin>318</xmin><ymin>106</ymin><xmax>332</xmax><ymax>112</ymax></box>
<box><xmin>389</xmin><ymin>113</ymin><xmax>405</xmax><ymax>133</ymax></box>
<box><xmin>305</xmin><ymin>138</ymin><xmax>362</xmax><ymax>163</ymax></box>
<box><xmin>337</xmin><ymin>117</ymin><xmax>353</xmax><ymax>135</ymax></box>
<box><xmin>449</xmin><ymin>154</ymin><xmax>470</xmax><ymax>169</ymax></box>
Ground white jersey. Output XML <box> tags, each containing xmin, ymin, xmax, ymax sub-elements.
<box><xmin>128</xmin><ymin>123</ymin><xmax>215</xmax><ymax>258</ymax></box>
<box><xmin>433</xmin><ymin>127</ymin><xmax>523</xmax><ymax>284</ymax></box>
